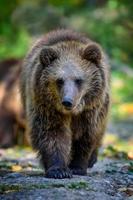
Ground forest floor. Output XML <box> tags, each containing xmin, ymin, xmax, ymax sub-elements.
<box><xmin>0</xmin><ymin>120</ymin><xmax>133</xmax><ymax>200</ymax></box>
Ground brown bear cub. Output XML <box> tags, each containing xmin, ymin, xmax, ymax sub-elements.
<box><xmin>20</xmin><ymin>29</ymin><xmax>110</xmax><ymax>178</ymax></box>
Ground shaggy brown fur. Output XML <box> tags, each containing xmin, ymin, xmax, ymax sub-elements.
<box><xmin>20</xmin><ymin>29</ymin><xmax>110</xmax><ymax>178</ymax></box>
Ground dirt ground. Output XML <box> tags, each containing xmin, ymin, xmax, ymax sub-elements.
<box><xmin>0</xmin><ymin>121</ymin><xmax>133</xmax><ymax>200</ymax></box>
<box><xmin>0</xmin><ymin>157</ymin><xmax>132</xmax><ymax>200</ymax></box>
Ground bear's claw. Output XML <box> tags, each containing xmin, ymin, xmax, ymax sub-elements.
<box><xmin>46</xmin><ymin>168</ymin><xmax>72</xmax><ymax>179</ymax></box>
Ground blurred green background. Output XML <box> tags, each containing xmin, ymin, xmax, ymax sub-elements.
<box><xmin>0</xmin><ymin>0</ymin><xmax>133</xmax><ymax>156</ymax></box>
<box><xmin>0</xmin><ymin>0</ymin><xmax>133</xmax><ymax>120</ymax></box>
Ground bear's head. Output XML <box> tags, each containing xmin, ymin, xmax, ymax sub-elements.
<box><xmin>39</xmin><ymin>42</ymin><xmax>105</xmax><ymax>114</ymax></box>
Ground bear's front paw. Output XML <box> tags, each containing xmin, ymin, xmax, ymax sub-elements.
<box><xmin>46</xmin><ymin>167</ymin><xmax>72</xmax><ymax>179</ymax></box>
<box><xmin>71</xmin><ymin>167</ymin><xmax>87</xmax><ymax>175</ymax></box>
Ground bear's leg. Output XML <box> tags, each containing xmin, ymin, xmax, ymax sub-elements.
<box><xmin>42</xmin><ymin>136</ymin><xmax>72</xmax><ymax>179</ymax></box>
<box><xmin>69</xmin><ymin>138</ymin><xmax>94</xmax><ymax>175</ymax></box>
<box><xmin>88</xmin><ymin>149</ymin><xmax>98</xmax><ymax>168</ymax></box>
<box><xmin>31</xmin><ymin>113</ymin><xmax>72</xmax><ymax>179</ymax></box>
<box><xmin>39</xmin><ymin>133</ymin><xmax>72</xmax><ymax>179</ymax></box>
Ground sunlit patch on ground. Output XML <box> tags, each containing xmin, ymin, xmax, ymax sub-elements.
<box><xmin>0</xmin><ymin>147</ymin><xmax>39</xmax><ymax>173</ymax></box>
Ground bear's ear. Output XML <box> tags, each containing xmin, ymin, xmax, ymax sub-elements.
<box><xmin>40</xmin><ymin>47</ymin><xmax>58</xmax><ymax>66</ymax></box>
<box><xmin>82</xmin><ymin>44</ymin><xmax>102</xmax><ymax>63</ymax></box>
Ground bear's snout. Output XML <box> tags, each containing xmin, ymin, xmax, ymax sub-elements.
<box><xmin>62</xmin><ymin>97</ymin><xmax>73</xmax><ymax>110</ymax></box>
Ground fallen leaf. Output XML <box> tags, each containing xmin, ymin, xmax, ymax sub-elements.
<box><xmin>12</xmin><ymin>165</ymin><xmax>22</xmax><ymax>172</ymax></box>
<box><xmin>118</xmin><ymin>187</ymin><xmax>133</xmax><ymax>196</ymax></box>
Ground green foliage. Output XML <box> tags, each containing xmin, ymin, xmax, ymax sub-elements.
<box><xmin>103</xmin><ymin>145</ymin><xmax>129</xmax><ymax>160</ymax></box>
<box><xmin>111</xmin><ymin>70</ymin><xmax>133</xmax><ymax>119</ymax></box>
<box><xmin>0</xmin><ymin>0</ymin><xmax>29</xmax><ymax>60</ymax></box>
<box><xmin>0</xmin><ymin>29</ymin><xmax>29</xmax><ymax>60</ymax></box>
<box><xmin>0</xmin><ymin>0</ymin><xmax>133</xmax><ymax>65</ymax></box>
<box><xmin>112</xmin><ymin>71</ymin><xmax>133</xmax><ymax>103</ymax></box>
<box><xmin>66</xmin><ymin>3</ymin><xmax>133</xmax><ymax>66</ymax></box>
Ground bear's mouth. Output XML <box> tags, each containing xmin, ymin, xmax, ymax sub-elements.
<box><xmin>63</xmin><ymin>105</ymin><xmax>74</xmax><ymax>112</ymax></box>
<box><xmin>62</xmin><ymin>104</ymin><xmax>75</xmax><ymax>113</ymax></box>
<box><xmin>64</xmin><ymin>107</ymin><xmax>72</xmax><ymax>111</ymax></box>
<box><xmin>63</xmin><ymin>104</ymin><xmax>78</xmax><ymax>112</ymax></box>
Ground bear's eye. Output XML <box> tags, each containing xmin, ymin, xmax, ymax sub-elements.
<box><xmin>56</xmin><ymin>78</ymin><xmax>64</xmax><ymax>87</ymax></box>
<box><xmin>75</xmin><ymin>78</ymin><xmax>83</xmax><ymax>87</ymax></box>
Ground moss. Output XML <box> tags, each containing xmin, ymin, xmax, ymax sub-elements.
<box><xmin>67</xmin><ymin>181</ymin><xmax>90</xmax><ymax>190</ymax></box>
<box><xmin>0</xmin><ymin>184</ymin><xmax>22</xmax><ymax>193</ymax></box>
<box><xmin>0</xmin><ymin>181</ymin><xmax>92</xmax><ymax>194</ymax></box>
<box><xmin>50</xmin><ymin>183</ymin><xmax>66</xmax><ymax>188</ymax></box>
<box><xmin>0</xmin><ymin>183</ymin><xmax>64</xmax><ymax>194</ymax></box>
<box><xmin>0</xmin><ymin>183</ymin><xmax>51</xmax><ymax>193</ymax></box>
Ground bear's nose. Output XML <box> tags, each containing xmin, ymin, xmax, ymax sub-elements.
<box><xmin>62</xmin><ymin>97</ymin><xmax>73</xmax><ymax>109</ymax></box>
